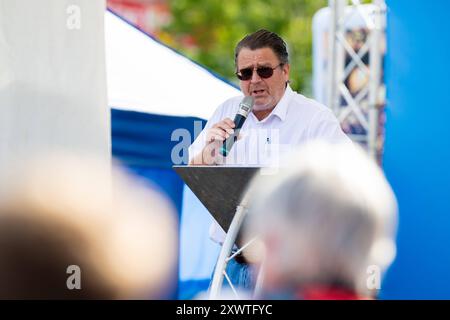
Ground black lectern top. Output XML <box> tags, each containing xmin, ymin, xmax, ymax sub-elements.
<box><xmin>173</xmin><ymin>165</ymin><xmax>259</xmax><ymax>232</ymax></box>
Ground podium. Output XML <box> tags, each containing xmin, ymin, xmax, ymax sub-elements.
<box><xmin>173</xmin><ymin>165</ymin><xmax>260</xmax><ymax>299</ymax></box>
<box><xmin>173</xmin><ymin>165</ymin><xmax>259</xmax><ymax>232</ymax></box>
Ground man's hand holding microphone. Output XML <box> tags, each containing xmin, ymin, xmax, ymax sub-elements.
<box><xmin>190</xmin><ymin>96</ymin><xmax>255</xmax><ymax>165</ymax></box>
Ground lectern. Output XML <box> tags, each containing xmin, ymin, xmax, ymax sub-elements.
<box><xmin>173</xmin><ymin>165</ymin><xmax>260</xmax><ymax>299</ymax></box>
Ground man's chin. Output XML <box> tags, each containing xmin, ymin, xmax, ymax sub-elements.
<box><xmin>253</xmin><ymin>102</ymin><xmax>274</xmax><ymax>111</ymax></box>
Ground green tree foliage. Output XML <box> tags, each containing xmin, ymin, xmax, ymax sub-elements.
<box><xmin>161</xmin><ymin>0</ymin><xmax>328</xmax><ymax>96</ymax></box>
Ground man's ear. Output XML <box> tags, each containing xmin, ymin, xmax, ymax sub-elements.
<box><xmin>283</xmin><ymin>63</ymin><xmax>290</xmax><ymax>82</ymax></box>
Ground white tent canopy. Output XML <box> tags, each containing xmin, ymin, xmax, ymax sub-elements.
<box><xmin>105</xmin><ymin>10</ymin><xmax>234</xmax><ymax>297</ymax></box>
<box><xmin>105</xmin><ymin>11</ymin><xmax>241</xmax><ymax>119</ymax></box>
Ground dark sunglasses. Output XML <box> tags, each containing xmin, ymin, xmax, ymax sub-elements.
<box><xmin>235</xmin><ymin>63</ymin><xmax>283</xmax><ymax>81</ymax></box>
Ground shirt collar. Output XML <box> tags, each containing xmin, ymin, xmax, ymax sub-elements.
<box><xmin>252</xmin><ymin>85</ymin><xmax>294</xmax><ymax>123</ymax></box>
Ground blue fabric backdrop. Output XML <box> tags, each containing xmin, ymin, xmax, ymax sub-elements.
<box><xmin>111</xmin><ymin>108</ymin><xmax>206</xmax><ymax>298</ymax></box>
<box><xmin>382</xmin><ymin>0</ymin><xmax>450</xmax><ymax>299</ymax></box>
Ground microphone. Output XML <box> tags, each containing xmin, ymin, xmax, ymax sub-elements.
<box><xmin>220</xmin><ymin>96</ymin><xmax>255</xmax><ymax>157</ymax></box>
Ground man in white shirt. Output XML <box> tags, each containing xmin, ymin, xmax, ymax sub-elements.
<box><xmin>188</xmin><ymin>29</ymin><xmax>350</xmax><ymax>289</ymax></box>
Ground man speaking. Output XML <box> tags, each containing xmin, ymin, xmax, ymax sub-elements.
<box><xmin>188</xmin><ymin>29</ymin><xmax>351</xmax><ymax>289</ymax></box>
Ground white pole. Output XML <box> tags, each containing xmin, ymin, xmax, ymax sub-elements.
<box><xmin>368</xmin><ymin>2</ymin><xmax>384</xmax><ymax>160</ymax></box>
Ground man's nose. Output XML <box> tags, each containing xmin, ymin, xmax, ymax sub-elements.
<box><xmin>250</xmin><ymin>68</ymin><xmax>262</xmax><ymax>83</ymax></box>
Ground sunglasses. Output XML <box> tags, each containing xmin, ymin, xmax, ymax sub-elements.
<box><xmin>236</xmin><ymin>63</ymin><xmax>283</xmax><ymax>81</ymax></box>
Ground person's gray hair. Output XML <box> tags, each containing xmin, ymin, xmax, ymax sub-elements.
<box><xmin>243</xmin><ymin>141</ymin><xmax>398</xmax><ymax>297</ymax></box>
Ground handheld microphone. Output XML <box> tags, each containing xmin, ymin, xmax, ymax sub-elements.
<box><xmin>220</xmin><ymin>96</ymin><xmax>255</xmax><ymax>157</ymax></box>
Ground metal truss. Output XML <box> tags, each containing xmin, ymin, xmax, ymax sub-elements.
<box><xmin>327</xmin><ymin>0</ymin><xmax>386</xmax><ymax>161</ymax></box>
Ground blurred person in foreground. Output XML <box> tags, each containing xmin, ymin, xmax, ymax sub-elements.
<box><xmin>188</xmin><ymin>29</ymin><xmax>351</xmax><ymax>290</ymax></box>
<box><xmin>0</xmin><ymin>153</ymin><xmax>177</xmax><ymax>299</ymax></box>
<box><xmin>242</xmin><ymin>142</ymin><xmax>398</xmax><ymax>299</ymax></box>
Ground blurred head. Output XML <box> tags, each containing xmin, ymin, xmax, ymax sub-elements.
<box><xmin>0</xmin><ymin>153</ymin><xmax>177</xmax><ymax>299</ymax></box>
<box><xmin>235</xmin><ymin>29</ymin><xmax>290</xmax><ymax>111</ymax></box>
<box><xmin>243</xmin><ymin>142</ymin><xmax>398</xmax><ymax>298</ymax></box>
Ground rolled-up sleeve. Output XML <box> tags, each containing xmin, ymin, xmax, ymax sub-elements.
<box><xmin>188</xmin><ymin>103</ymin><xmax>226</xmax><ymax>163</ymax></box>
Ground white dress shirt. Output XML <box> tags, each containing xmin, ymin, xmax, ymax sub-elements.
<box><xmin>188</xmin><ymin>86</ymin><xmax>351</xmax><ymax>243</ymax></box>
